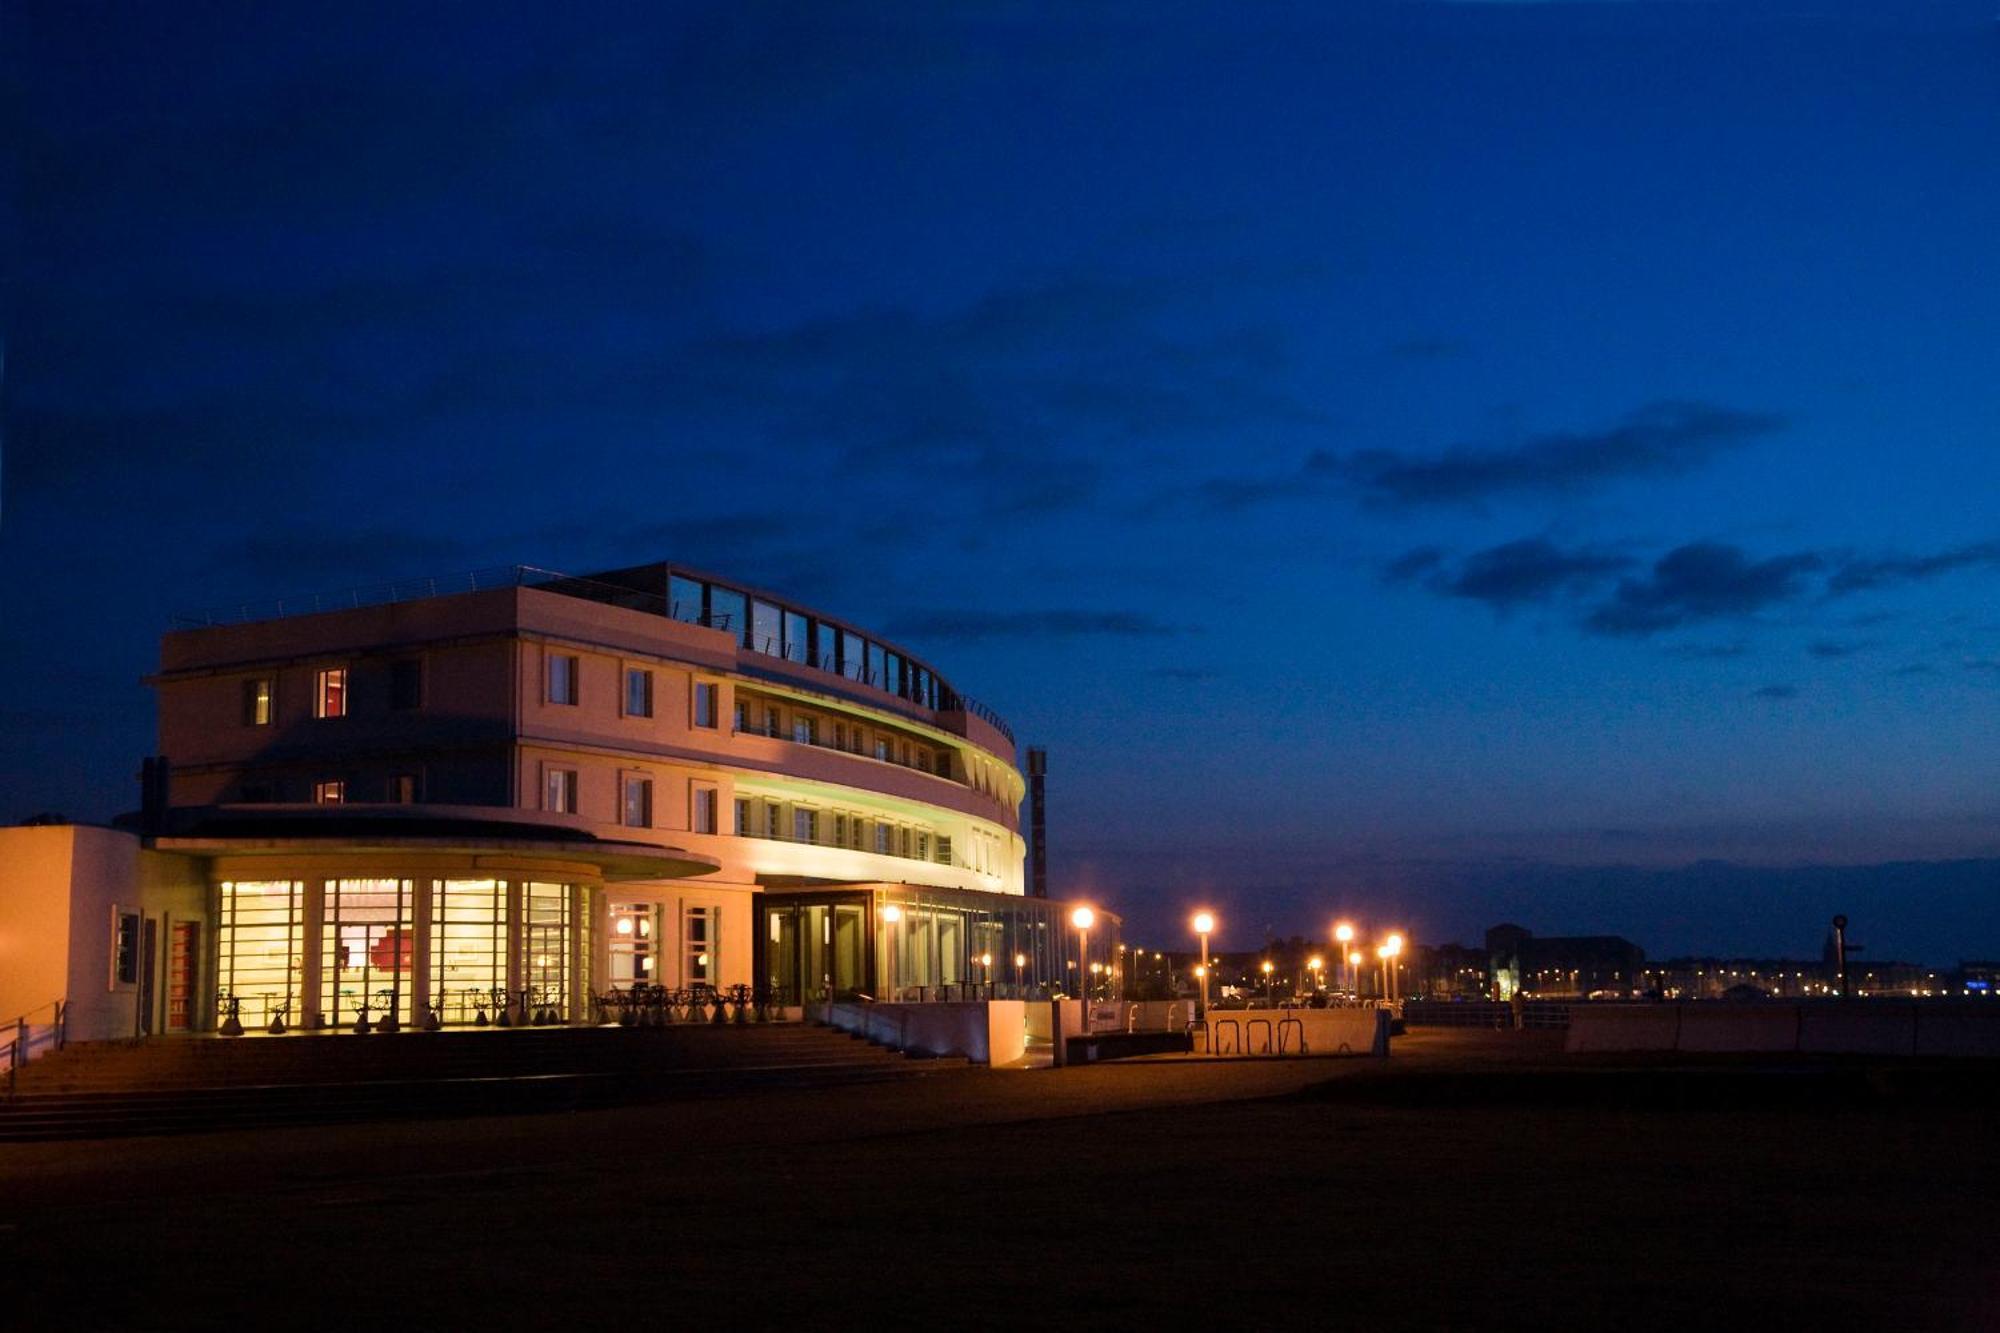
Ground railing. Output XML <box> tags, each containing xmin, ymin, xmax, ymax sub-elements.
<box><xmin>735</xmin><ymin>824</ymin><xmax>962</xmax><ymax>869</ymax></box>
<box><xmin>2</xmin><ymin>1000</ymin><xmax>68</xmax><ymax>1099</ymax></box>
<box><xmin>733</xmin><ymin>722</ymin><xmax>975</xmax><ymax>785</ymax></box>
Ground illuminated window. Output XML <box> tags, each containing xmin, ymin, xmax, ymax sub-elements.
<box><xmin>691</xmin><ymin>784</ymin><xmax>718</xmax><ymax>834</ymax></box>
<box><xmin>693</xmin><ymin>681</ymin><xmax>718</xmax><ymax>729</ymax></box>
<box><xmin>313</xmin><ymin>779</ymin><xmax>345</xmax><ymax>805</ymax></box>
<box><xmin>874</xmin><ymin>824</ymin><xmax>890</xmax><ymax>855</ymax></box>
<box><xmin>608</xmin><ymin>902</ymin><xmax>656</xmax><ymax>986</ymax></box>
<box><xmin>685</xmin><ymin>905</ymin><xmax>717</xmax><ymax>984</ymax></box>
<box><xmin>314</xmin><ymin>667</ymin><xmax>347</xmax><ymax>719</ymax></box>
<box><xmin>548</xmin><ymin>655</ymin><xmax>579</xmax><ymax>706</ymax></box>
<box><xmin>621</xmin><ymin>775</ymin><xmax>653</xmax><ymax>828</ymax></box>
<box><xmin>544</xmin><ymin>767</ymin><xmax>578</xmax><ymax>814</ymax></box>
<box><xmin>243</xmin><ymin>677</ymin><xmax>273</xmax><ymax>726</ymax></box>
<box><xmin>217</xmin><ymin>880</ymin><xmax>302</xmax><ymax>1029</ymax></box>
<box><xmin>431</xmin><ymin>878</ymin><xmax>506</xmax><ymax>1024</ymax></box>
<box><xmin>625</xmin><ymin>668</ymin><xmax>654</xmax><ymax>718</ymax></box>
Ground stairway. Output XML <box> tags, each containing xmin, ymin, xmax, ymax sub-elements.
<box><xmin>0</xmin><ymin>1023</ymin><xmax>962</xmax><ymax>1141</ymax></box>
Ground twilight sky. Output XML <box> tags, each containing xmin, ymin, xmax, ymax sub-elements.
<box><xmin>7</xmin><ymin>1</ymin><xmax>2000</xmax><ymax>960</ymax></box>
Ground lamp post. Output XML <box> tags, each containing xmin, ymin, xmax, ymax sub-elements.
<box><xmin>1334</xmin><ymin>922</ymin><xmax>1355</xmax><ymax>995</ymax></box>
<box><xmin>1348</xmin><ymin>950</ymin><xmax>1363</xmax><ymax>1002</ymax></box>
<box><xmin>1013</xmin><ymin>951</ymin><xmax>1026</xmax><ymax>995</ymax></box>
<box><xmin>1071</xmin><ymin>906</ymin><xmax>1095</xmax><ymax>1002</ymax></box>
<box><xmin>1384</xmin><ymin>934</ymin><xmax>1404</xmax><ymax>1003</ymax></box>
<box><xmin>1191</xmin><ymin>911</ymin><xmax>1216</xmax><ymax>1021</ymax></box>
<box><xmin>1308</xmin><ymin>955</ymin><xmax>1324</xmax><ymax>997</ymax></box>
<box><xmin>979</xmin><ymin>952</ymin><xmax>993</xmax><ymax>1000</ymax></box>
<box><xmin>1261</xmin><ymin>959</ymin><xmax>1275</xmax><ymax>1007</ymax></box>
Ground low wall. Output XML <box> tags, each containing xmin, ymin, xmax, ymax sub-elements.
<box><xmin>1198</xmin><ymin>1008</ymin><xmax>1389</xmax><ymax>1057</ymax></box>
<box><xmin>821</xmin><ymin>1001</ymin><xmax>1026</xmax><ymax>1065</ymax></box>
<box><xmin>1566</xmin><ymin>1002</ymin><xmax>2000</xmax><ymax>1058</ymax></box>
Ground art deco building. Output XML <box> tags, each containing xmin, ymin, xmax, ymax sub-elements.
<box><xmin>2</xmin><ymin>564</ymin><xmax>1105</xmax><ymax>1044</ymax></box>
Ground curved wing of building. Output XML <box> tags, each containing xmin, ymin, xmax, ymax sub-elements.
<box><xmin>111</xmin><ymin>563</ymin><xmax>1093</xmax><ymax>1033</ymax></box>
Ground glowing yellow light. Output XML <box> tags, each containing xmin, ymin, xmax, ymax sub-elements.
<box><xmin>1194</xmin><ymin>965</ymin><xmax>1207</xmax><ymax>978</ymax></box>
<box><xmin>1191</xmin><ymin>911</ymin><xmax>1215</xmax><ymax>935</ymax></box>
<box><xmin>616</xmin><ymin>917</ymin><xmax>634</xmax><ymax>936</ymax></box>
<box><xmin>1013</xmin><ymin>953</ymin><xmax>1026</xmax><ymax>968</ymax></box>
<box><xmin>1071</xmin><ymin>906</ymin><xmax>1096</xmax><ymax>930</ymax></box>
<box><xmin>1334</xmin><ymin>922</ymin><xmax>1354</xmax><ymax>944</ymax></box>
<box><xmin>1308</xmin><ymin>955</ymin><xmax>1324</xmax><ymax>971</ymax></box>
<box><xmin>979</xmin><ymin>953</ymin><xmax>993</xmax><ymax>968</ymax></box>
<box><xmin>1385</xmin><ymin>933</ymin><xmax>1404</xmax><ymax>954</ymax></box>
<box><xmin>1348</xmin><ymin>951</ymin><xmax>1363</xmax><ymax>966</ymax></box>
<box><xmin>1261</xmin><ymin>961</ymin><xmax>1274</xmax><ymax>975</ymax></box>
<box><xmin>882</xmin><ymin>904</ymin><xmax>902</xmax><ymax>923</ymax></box>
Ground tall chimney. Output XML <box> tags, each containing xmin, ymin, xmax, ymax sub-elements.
<box><xmin>1026</xmin><ymin>746</ymin><xmax>1048</xmax><ymax>898</ymax></box>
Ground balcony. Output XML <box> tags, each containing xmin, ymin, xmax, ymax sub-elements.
<box><xmin>734</xmin><ymin>824</ymin><xmax>961</xmax><ymax>870</ymax></box>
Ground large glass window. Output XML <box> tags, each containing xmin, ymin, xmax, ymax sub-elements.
<box><xmin>751</xmin><ymin>600</ymin><xmax>782</xmax><ymax>657</ymax></box>
<box><xmin>608</xmin><ymin>901</ymin><xmax>657</xmax><ymax>986</ymax></box>
<box><xmin>548</xmin><ymin>654</ymin><xmax>579</xmax><ymax>705</ymax></box>
<box><xmin>669</xmin><ymin>574</ymin><xmax>705</xmax><ymax>624</ymax></box>
<box><xmin>324</xmin><ymin>878</ymin><xmax>414</xmax><ymax>1029</ymax></box>
<box><xmin>431</xmin><ymin>878</ymin><xmax>507</xmax><ymax>1025</ymax></box>
<box><xmin>526</xmin><ymin>882</ymin><xmax>573</xmax><ymax>1016</ymax></box>
<box><xmin>693</xmin><ymin>681</ymin><xmax>718</xmax><ymax>728</ymax></box>
<box><xmin>624</xmin><ymin>668</ymin><xmax>654</xmax><ymax>718</ymax></box>
<box><xmin>709</xmin><ymin>587</ymin><xmax>747</xmax><ymax>640</ymax></box>
<box><xmin>783</xmin><ymin>610</ymin><xmax>808</xmax><ymax>663</ymax></box>
<box><xmin>841</xmin><ymin>630</ymin><xmax>865</xmax><ymax>682</ymax></box>
<box><xmin>216</xmin><ymin>880</ymin><xmax>302</xmax><ymax>1030</ymax></box>
<box><xmin>621</xmin><ymin>775</ymin><xmax>653</xmax><ymax>827</ymax></box>
<box><xmin>813</xmin><ymin>621</ymin><xmax>838</xmax><ymax>672</ymax></box>
<box><xmin>866</xmin><ymin>642</ymin><xmax>885</xmax><ymax>688</ymax></box>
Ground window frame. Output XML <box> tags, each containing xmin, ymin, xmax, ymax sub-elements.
<box><xmin>547</xmin><ymin>653</ymin><xmax>580</xmax><ymax>707</ymax></box>
<box><xmin>313</xmin><ymin>667</ymin><xmax>348</xmax><ymax>720</ymax></box>
<box><xmin>243</xmin><ymin>677</ymin><xmax>274</xmax><ymax>727</ymax></box>
<box><xmin>543</xmin><ymin>765</ymin><xmax>579</xmax><ymax>815</ymax></box>
<box><xmin>624</xmin><ymin>666</ymin><xmax>656</xmax><ymax>719</ymax></box>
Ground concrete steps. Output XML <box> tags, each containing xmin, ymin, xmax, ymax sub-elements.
<box><xmin>0</xmin><ymin>1025</ymin><xmax>963</xmax><ymax>1140</ymax></box>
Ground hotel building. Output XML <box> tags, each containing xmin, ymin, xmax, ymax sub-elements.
<box><xmin>2</xmin><ymin>564</ymin><xmax>1109</xmax><ymax>1047</ymax></box>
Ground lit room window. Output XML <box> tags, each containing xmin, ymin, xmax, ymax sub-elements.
<box><xmin>764</xmin><ymin>802</ymin><xmax>781</xmax><ymax>838</ymax></box>
<box><xmin>544</xmin><ymin>767</ymin><xmax>578</xmax><ymax>814</ymax></box>
<box><xmin>625</xmin><ymin>668</ymin><xmax>654</xmax><ymax>718</ymax></box>
<box><xmin>313</xmin><ymin>779</ymin><xmax>345</xmax><ymax>805</ymax></box>
<box><xmin>685</xmin><ymin>906</ymin><xmax>717</xmax><ymax>984</ymax></box>
<box><xmin>608</xmin><ymin>902</ymin><xmax>656</xmax><ymax>985</ymax></box>
<box><xmin>548</xmin><ymin>654</ymin><xmax>579</xmax><ymax>706</ymax></box>
<box><xmin>314</xmin><ymin>667</ymin><xmax>347</xmax><ymax>718</ymax></box>
<box><xmin>691</xmin><ymin>785</ymin><xmax>718</xmax><ymax>834</ymax></box>
<box><xmin>693</xmin><ymin>681</ymin><xmax>718</xmax><ymax>728</ymax></box>
<box><xmin>389</xmin><ymin>774</ymin><xmax>418</xmax><ymax>804</ymax></box>
<box><xmin>936</xmin><ymin>835</ymin><xmax>952</xmax><ymax>865</ymax></box>
<box><xmin>390</xmin><ymin>659</ymin><xmax>423</xmax><ymax>711</ymax></box>
<box><xmin>243</xmin><ymin>677</ymin><xmax>274</xmax><ymax>727</ymax></box>
<box><xmin>621</xmin><ymin>775</ymin><xmax>653</xmax><ymax>828</ymax></box>
<box><xmin>833</xmin><ymin>813</ymin><xmax>847</xmax><ymax>846</ymax></box>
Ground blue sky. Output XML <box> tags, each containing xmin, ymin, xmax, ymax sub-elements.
<box><xmin>7</xmin><ymin>1</ymin><xmax>2000</xmax><ymax>959</ymax></box>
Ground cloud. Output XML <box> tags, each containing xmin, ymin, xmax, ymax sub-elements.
<box><xmin>1828</xmin><ymin>539</ymin><xmax>2000</xmax><ymax>595</ymax></box>
<box><xmin>884</xmin><ymin>609</ymin><xmax>1180</xmax><ymax>643</ymax></box>
<box><xmin>1751</xmin><ymin>684</ymin><xmax>1799</xmax><ymax>700</ymax></box>
<box><xmin>1438</xmin><ymin>539</ymin><xmax>1632</xmax><ymax>609</ymax></box>
<box><xmin>1664</xmin><ymin>642</ymin><xmax>1750</xmax><ymax>661</ymax></box>
<box><xmin>1584</xmin><ymin>543</ymin><xmax>1824</xmax><ymax>637</ymax></box>
<box><xmin>1383</xmin><ymin>547</ymin><xmax>1446</xmax><ymax>582</ymax></box>
<box><xmin>1340</xmin><ymin>400</ymin><xmax>1784</xmax><ymax>508</ymax></box>
<box><xmin>1806</xmin><ymin>639</ymin><xmax>1878</xmax><ymax>659</ymax></box>
<box><xmin>1174</xmin><ymin>399</ymin><xmax>1782</xmax><ymax>515</ymax></box>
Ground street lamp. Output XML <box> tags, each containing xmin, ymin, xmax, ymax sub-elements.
<box><xmin>1383</xmin><ymin>934</ymin><xmax>1404</xmax><ymax>1003</ymax></box>
<box><xmin>1261</xmin><ymin>959</ymin><xmax>1275</xmax><ymax>1007</ymax></box>
<box><xmin>1191</xmin><ymin>911</ymin><xmax>1216</xmax><ymax>1021</ymax></box>
<box><xmin>1308</xmin><ymin>955</ymin><xmax>1324</xmax><ymax>995</ymax></box>
<box><xmin>1348</xmin><ymin>950</ymin><xmax>1363</xmax><ymax>1000</ymax></box>
<box><xmin>1071</xmin><ymin>906</ymin><xmax>1095</xmax><ymax>1001</ymax></box>
<box><xmin>1334</xmin><ymin>922</ymin><xmax>1355</xmax><ymax>993</ymax></box>
<box><xmin>1013</xmin><ymin>951</ymin><xmax>1026</xmax><ymax>994</ymax></box>
<box><xmin>979</xmin><ymin>952</ymin><xmax>993</xmax><ymax>1000</ymax></box>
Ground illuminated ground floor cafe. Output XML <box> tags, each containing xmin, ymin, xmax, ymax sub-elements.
<box><xmin>1</xmin><ymin>814</ymin><xmax>1119</xmax><ymax>1051</ymax></box>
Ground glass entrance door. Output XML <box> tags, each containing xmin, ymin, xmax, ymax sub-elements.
<box><xmin>831</xmin><ymin>905</ymin><xmax>865</xmax><ymax>1000</ymax></box>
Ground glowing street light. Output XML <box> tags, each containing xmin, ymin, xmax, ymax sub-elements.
<box><xmin>1308</xmin><ymin>955</ymin><xmax>1325</xmax><ymax>994</ymax></box>
<box><xmin>979</xmin><ymin>951</ymin><xmax>994</xmax><ymax>999</ymax></box>
<box><xmin>1013</xmin><ymin>951</ymin><xmax>1026</xmax><ymax>992</ymax></box>
<box><xmin>1383</xmin><ymin>934</ymin><xmax>1405</xmax><ymax>1003</ymax></box>
<box><xmin>1191</xmin><ymin>911</ymin><xmax>1217</xmax><ymax>1024</ymax></box>
<box><xmin>1071</xmin><ymin>906</ymin><xmax>1096</xmax><ymax>1001</ymax></box>
<box><xmin>1334</xmin><ymin>922</ymin><xmax>1355</xmax><ymax>993</ymax></box>
<box><xmin>1261</xmin><ymin>959</ymin><xmax>1275</xmax><ymax>1007</ymax></box>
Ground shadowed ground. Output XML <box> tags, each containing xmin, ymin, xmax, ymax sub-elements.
<box><xmin>5</xmin><ymin>1031</ymin><xmax>1996</xmax><ymax>1330</ymax></box>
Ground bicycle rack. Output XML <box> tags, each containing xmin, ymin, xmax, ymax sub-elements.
<box><xmin>1245</xmin><ymin>1018</ymin><xmax>1273</xmax><ymax>1054</ymax></box>
<box><xmin>1276</xmin><ymin>1015</ymin><xmax>1306</xmax><ymax>1055</ymax></box>
<box><xmin>1213</xmin><ymin>1017</ymin><xmax>1241</xmax><ymax>1055</ymax></box>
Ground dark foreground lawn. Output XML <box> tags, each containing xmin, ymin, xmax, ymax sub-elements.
<box><xmin>5</xmin><ymin>1031</ymin><xmax>1996</xmax><ymax>1330</ymax></box>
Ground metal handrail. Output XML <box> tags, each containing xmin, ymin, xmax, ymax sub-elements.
<box><xmin>2</xmin><ymin>999</ymin><xmax>68</xmax><ymax>1100</ymax></box>
<box><xmin>735</xmin><ymin>824</ymin><xmax>961</xmax><ymax>868</ymax></box>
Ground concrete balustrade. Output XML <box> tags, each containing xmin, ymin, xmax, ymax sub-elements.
<box><xmin>820</xmin><ymin>1000</ymin><xmax>1026</xmax><ymax>1065</ymax></box>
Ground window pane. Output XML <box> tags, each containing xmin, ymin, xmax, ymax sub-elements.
<box><xmin>750</xmin><ymin>600</ymin><xmax>782</xmax><ymax>657</ymax></box>
<box><xmin>709</xmin><ymin>587</ymin><xmax>746</xmax><ymax>640</ymax></box>
<box><xmin>866</xmin><ymin>643</ymin><xmax>885</xmax><ymax>688</ymax></box>
<box><xmin>813</xmin><ymin>621</ymin><xmax>838</xmax><ymax>672</ymax></box>
<box><xmin>841</xmin><ymin>630</ymin><xmax>865</xmax><ymax>681</ymax></box>
<box><xmin>315</xmin><ymin>668</ymin><xmax>347</xmax><ymax>718</ymax></box>
<box><xmin>669</xmin><ymin>575</ymin><xmax>705</xmax><ymax>624</ymax></box>
<box><xmin>626</xmin><ymin>668</ymin><xmax>653</xmax><ymax>717</ymax></box>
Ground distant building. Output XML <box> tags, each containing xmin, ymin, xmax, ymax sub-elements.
<box><xmin>1487</xmin><ymin>923</ymin><xmax>1644</xmax><ymax>999</ymax></box>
